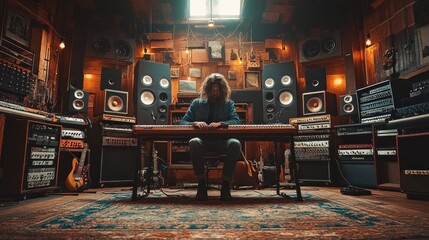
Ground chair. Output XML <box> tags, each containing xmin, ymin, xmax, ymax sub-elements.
<box><xmin>203</xmin><ymin>152</ymin><xmax>226</xmax><ymax>187</ymax></box>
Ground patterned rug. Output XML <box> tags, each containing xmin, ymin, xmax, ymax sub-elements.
<box><xmin>1</xmin><ymin>188</ymin><xmax>428</xmax><ymax>239</ymax></box>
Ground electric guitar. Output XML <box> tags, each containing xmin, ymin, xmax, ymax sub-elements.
<box><xmin>65</xmin><ymin>143</ymin><xmax>90</xmax><ymax>192</ymax></box>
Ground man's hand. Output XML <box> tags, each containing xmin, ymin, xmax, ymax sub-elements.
<box><xmin>208</xmin><ymin>122</ymin><xmax>222</xmax><ymax>129</ymax></box>
<box><xmin>192</xmin><ymin>121</ymin><xmax>208</xmax><ymax>129</ymax></box>
<box><xmin>192</xmin><ymin>121</ymin><xmax>222</xmax><ymax>129</ymax></box>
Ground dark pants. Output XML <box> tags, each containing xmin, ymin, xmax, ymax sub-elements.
<box><xmin>189</xmin><ymin>137</ymin><xmax>241</xmax><ymax>182</ymax></box>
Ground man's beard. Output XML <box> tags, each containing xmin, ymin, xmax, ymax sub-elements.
<box><xmin>208</xmin><ymin>95</ymin><xmax>219</xmax><ymax>103</ymax></box>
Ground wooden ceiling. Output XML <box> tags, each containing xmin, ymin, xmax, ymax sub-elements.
<box><xmin>72</xmin><ymin>0</ymin><xmax>351</xmax><ymax>38</ymax></box>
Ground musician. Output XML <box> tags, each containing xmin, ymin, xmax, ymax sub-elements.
<box><xmin>179</xmin><ymin>73</ymin><xmax>241</xmax><ymax>201</ymax></box>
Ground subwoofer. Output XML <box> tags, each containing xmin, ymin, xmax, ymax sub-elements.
<box><xmin>86</xmin><ymin>35</ymin><xmax>135</xmax><ymax>63</ymax></box>
<box><xmin>298</xmin><ymin>31</ymin><xmax>342</xmax><ymax>63</ymax></box>
<box><xmin>135</xmin><ymin>61</ymin><xmax>171</xmax><ymax>124</ymax></box>
<box><xmin>95</xmin><ymin>89</ymin><xmax>128</xmax><ymax>116</ymax></box>
<box><xmin>302</xmin><ymin>91</ymin><xmax>337</xmax><ymax>116</ymax></box>
<box><xmin>305</xmin><ymin>67</ymin><xmax>326</xmax><ymax>92</ymax></box>
<box><xmin>339</xmin><ymin>93</ymin><xmax>358</xmax><ymax>116</ymax></box>
<box><xmin>262</xmin><ymin>62</ymin><xmax>298</xmax><ymax>124</ymax></box>
<box><xmin>67</xmin><ymin>87</ymin><xmax>89</xmax><ymax>113</ymax></box>
<box><xmin>100</xmin><ymin>67</ymin><xmax>122</xmax><ymax>90</ymax></box>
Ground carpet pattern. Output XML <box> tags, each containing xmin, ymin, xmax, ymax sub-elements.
<box><xmin>1</xmin><ymin>188</ymin><xmax>428</xmax><ymax>239</ymax></box>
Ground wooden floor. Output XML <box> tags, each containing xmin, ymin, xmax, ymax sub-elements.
<box><xmin>1</xmin><ymin>186</ymin><xmax>428</xmax><ymax>219</ymax></box>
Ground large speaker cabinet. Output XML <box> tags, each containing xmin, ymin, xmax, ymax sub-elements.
<box><xmin>397</xmin><ymin>132</ymin><xmax>429</xmax><ymax>197</ymax></box>
<box><xmin>0</xmin><ymin>119</ymin><xmax>62</xmax><ymax>199</ymax></box>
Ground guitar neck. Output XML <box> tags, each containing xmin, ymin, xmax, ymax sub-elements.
<box><xmin>76</xmin><ymin>144</ymin><xmax>88</xmax><ymax>175</ymax></box>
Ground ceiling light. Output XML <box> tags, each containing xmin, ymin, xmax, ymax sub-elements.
<box><xmin>208</xmin><ymin>20</ymin><xmax>214</xmax><ymax>27</ymax></box>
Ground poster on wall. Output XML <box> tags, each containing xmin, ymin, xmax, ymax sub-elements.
<box><xmin>4</xmin><ymin>8</ymin><xmax>31</xmax><ymax>48</ymax></box>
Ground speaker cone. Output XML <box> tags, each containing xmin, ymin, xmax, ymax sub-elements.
<box><xmin>92</xmin><ymin>38</ymin><xmax>110</xmax><ymax>55</ymax></box>
<box><xmin>159</xmin><ymin>92</ymin><xmax>168</xmax><ymax>102</ymax></box>
<box><xmin>279</xmin><ymin>91</ymin><xmax>293</xmax><ymax>106</ymax></box>
<box><xmin>160</xmin><ymin>78</ymin><xmax>170</xmax><ymax>88</ymax></box>
<box><xmin>302</xmin><ymin>39</ymin><xmax>321</xmax><ymax>59</ymax></box>
<box><xmin>114</xmin><ymin>40</ymin><xmax>132</xmax><ymax>58</ymax></box>
<box><xmin>107</xmin><ymin>95</ymin><xmax>124</xmax><ymax>112</ymax></box>
<box><xmin>265</xmin><ymin>92</ymin><xmax>274</xmax><ymax>102</ymax></box>
<box><xmin>108</xmin><ymin>78</ymin><xmax>116</xmax><ymax>86</ymax></box>
<box><xmin>343</xmin><ymin>103</ymin><xmax>354</xmax><ymax>113</ymax></box>
<box><xmin>264</xmin><ymin>78</ymin><xmax>274</xmax><ymax>88</ymax></box>
<box><xmin>322</xmin><ymin>37</ymin><xmax>337</xmax><ymax>52</ymax></box>
<box><xmin>266</xmin><ymin>104</ymin><xmax>275</xmax><ymax>113</ymax></box>
<box><xmin>74</xmin><ymin>90</ymin><xmax>85</xmax><ymax>99</ymax></box>
<box><xmin>159</xmin><ymin>105</ymin><xmax>167</xmax><ymax>113</ymax></box>
<box><xmin>73</xmin><ymin>99</ymin><xmax>85</xmax><ymax>110</ymax></box>
<box><xmin>281</xmin><ymin>75</ymin><xmax>292</xmax><ymax>86</ymax></box>
<box><xmin>312</xmin><ymin>79</ymin><xmax>320</xmax><ymax>88</ymax></box>
<box><xmin>142</xmin><ymin>75</ymin><xmax>153</xmax><ymax>86</ymax></box>
<box><xmin>140</xmin><ymin>91</ymin><xmax>155</xmax><ymax>106</ymax></box>
<box><xmin>307</xmin><ymin>97</ymin><xmax>323</xmax><ymax>113</ymax></box>
<box><xmin>343</xmin><ymin>94</ymin><xmax>353</xmax><ymax>103</ymax></box>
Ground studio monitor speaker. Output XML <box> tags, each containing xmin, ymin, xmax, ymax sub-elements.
<box><xmin>100</xmin><ymin>67</ymin><xmax>122</xmax><ymax>90</ymax></box>
<box><xmin>298</xmin><ymin>31</ymin><xmax>342</xmax><ymax>63</ymax></box>
<box><xmin>86</xmin><ymin>35</ymin><xmax>135</xmax><ymax>62</ymax></box>
<box><xmin>95</xmin><ymin>89</ymin><xmax>128</xmax><ymax>116</ymax></box>
<box><xmin>67</xmin><ymin>87</ymin><xmax>89</xmax><ymax>113</ymax></box>
<box><xmin>262</xmin><ymin>62</ymin><xmax>298</xmax><ymax>124</ymax></box>
<box><xmin>302</xmin><ymin>91</ymin><xmax>337</xmax><ymax>116</ymax></box>
<box><xmin>397</xmin><ymin>133</ymin><xmax>429</xmax><ymax>196</ymax></box>
<box><xmin>135</xmin><ymin>61</ymin><xmax>171</xmax><ymax>124</ymax></box>
<box><xmin>305</xmin><ymin>67</ymin><xmax>326</xmax><ymax>92</ymax></box>
<box><xmin>339</xmin><ymin>93</ymin><xmax>358</xmax><ymax>116</ymax></box>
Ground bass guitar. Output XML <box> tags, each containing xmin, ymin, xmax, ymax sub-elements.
<box><xmin>65</xmin><ymin>143</ymin><xmax>90</xmax><ymax>192</ymax></box>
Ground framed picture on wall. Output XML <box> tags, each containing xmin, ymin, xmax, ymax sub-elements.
<box><xmin>189</xmin><ymin>68</ymin><xmax>202</xmax><ymax>78</ymax></box>
<box><xmin>4</xmin><ymin>8</ymin><xmax>31</xmax><ymax>48</ymax></box>
<box><xmin>170</xmin><ymin>67</ymin><xmax>179</xmax><ymax>78</ymax></box>
<box><xmin>244</xmin><ymin>71</ymin><xmax>260</xmax><ymax>89</ymax></box>
<box><xmin>228</xmin><ymin>70</ymin><xmax>237</xmax><ymax>80</ymax></box>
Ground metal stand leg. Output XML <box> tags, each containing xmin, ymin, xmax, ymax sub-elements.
<box><xmin>289</xmin><ymin>135</ymin><xmax>302</xmax><ymax>201</ymax></box>
<box><xmin>132</xmin><ymin>137</ymin><xmax>153</xmax><ymax>201</ymax></box>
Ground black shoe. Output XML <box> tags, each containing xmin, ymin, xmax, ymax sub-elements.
<box><xmin>220</xmin><ymin>181</ymin><xmax>233</xmax><ymax>201</ymax></box>
<box><xmin>196</xmin><ymin>179</ymin><xmax>208</xmax><ymax>201</ymax></box>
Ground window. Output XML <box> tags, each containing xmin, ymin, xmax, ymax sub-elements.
<box><xmin>189</xmin><ymin>0</ymin><xmax>242</xmax><ymax>21</ymax></box>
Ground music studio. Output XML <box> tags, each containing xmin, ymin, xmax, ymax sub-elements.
<box><xmin>0</xmin><ymin>0</ymin><xmax>428</xmax><ymax>239</ymax></box>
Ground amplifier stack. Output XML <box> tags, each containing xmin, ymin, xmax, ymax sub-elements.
<box><xmin>0</xmin><ymin>120</ymin><xmax>61</xmax><ymax>199</ymax></box>
<box><xmin>335</xmin><ymin>123</ymin><xmax>377</xmax><ymax>188</ymax></box>
<box><xmin>289</xmin><ymin>114</ymin><xmax>334</xmax><ymax>184</ymax></box>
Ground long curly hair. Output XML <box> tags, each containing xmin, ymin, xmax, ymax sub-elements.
<box><xmin>199</xmin><ymin>73</ymin><xmax>231</xmax><ymax>103</ymax></box>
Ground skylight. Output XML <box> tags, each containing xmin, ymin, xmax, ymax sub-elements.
<box><xmin>189</xmin><ymin>0</ymin><xmax>242</xmax><ymax>21</ymax></box>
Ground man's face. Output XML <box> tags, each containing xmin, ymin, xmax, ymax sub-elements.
<box><xmin>208</xmin><ymin>83</ymin><xmax>220</xmax><ymax>102</ymax></box>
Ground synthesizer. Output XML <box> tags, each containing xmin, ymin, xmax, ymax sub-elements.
<box><xmin>133</xmin><ymin>124</ymin><xmax>296</xmax><ymax>140</ymax></box>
